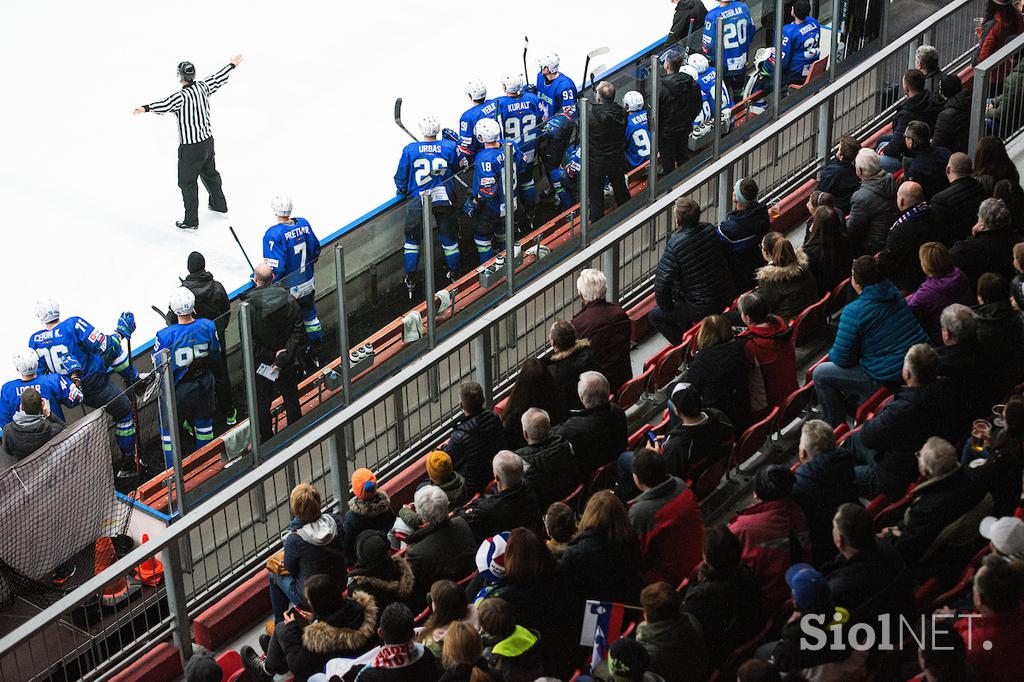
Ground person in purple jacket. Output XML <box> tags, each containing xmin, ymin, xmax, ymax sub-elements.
<box><xmin>906</xmin><ymin>242</ymin><xmax>974</xmax><ymax>343</ymax></box>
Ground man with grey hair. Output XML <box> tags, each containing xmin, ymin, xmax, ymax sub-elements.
<box><xmin>847</xmin><ymin>148</ymin><xmax>899</xmax><ymax>256</ymax></box>
<box><xmin>883</xmin><ymin>437</ymin><xmax>984</xmax><ymax>569</ymax></box>
<box><xmin>952</xmin><ymin>197</ymin><xmax>1023</xmax><ymax>286</ymax></box>
<box><xmin>586</xmin><ymin>80</ymin><xmax>630</xmax><ymax>220</ymax></box>
<box><xmin>879</xmin><ymin>180</ymin><xmax>933</xmax><ymax>292</ymax></box>
<box><xmin>457</xmin><ymin>451</ymin><xmax>540</xmax><ymax>542</ymax></box>
<box><xmin>516</xmin><ymin>408</ymin><xmax>578</xmax><ymax>504</ymax></box>
<box><xmin>792</xmin><ymin>420</ymin><xmax>857</xmax><ymax>564</ymax></box>
<box><xmin>554</xmin><ymin>371</ymin><xmax>627</xmax><ymax>476</ymax></box>
<box><xmin>914</xmin><ymin>45</ymin><xmax>942</xmax><ymax>95</ymax></box>
<box><xmin>572</xmin><ymin>269</ymin><xmax>633</xmax><ymax>394</ymax></box>
<box><xmin>936</xmin><ymin>303</ymin><xmax>993</xmax><ymax>418</ymax></box>
<box><xmin>930</xmin><ymin>152</ymin><xmax>985</xmax><ymax>243</ymax></box>
<box><xmin>405</xmin><ymin>484</ymin><xmax>478</xmax><ymax>605</ymax></box>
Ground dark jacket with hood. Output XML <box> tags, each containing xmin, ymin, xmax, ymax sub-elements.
<box><xmin>973</xmin><ymin>300</ymin><xmax>1024</xmax><ymax>392</ymax></box>
<box><xmin>658</xmin><ymin>71</ymin><xmax>702</xmax><ymax>138</ymax></box>
<box><xmin>952</xmin><ymin>227</ymin><xmax>1024</xmax><ymax>287</ymax></box>
<box><xmin>684</xmin><ymin>339</ymin><xmax>751</xmax><ymax>428</ymax></box>
<box><xmin>342</xmin><ymin>493</ymin><xmax>397</xmax><ymax>563</ymax></box>
<box><xmin>817</xmin><ymin>158</ymin><xmax>860</xmax><ymax>213</ymax></box>
<box><xmin>283</xmin><ymin>512</ymin><xmax>347</xmax><ymax>603</ymax></box>
<box><xmin>668</xmin><ymin>0</ymin><xmax>707</xmax><ymax>42</ymax></box>
<box><xmin>660</xmin><ymin>408</ymin><xmax>735</xmax><ymax>480</ymax></box>
<box><xmin>847</xmin><ymin>172</ymin><xmax>899</xmax><ymax>256</ymax></box>
<box><xmin>346</xmin><ymin>553</ymin><xmax>415</xmax><ymax>614</ymax></box>
<box><xmin>739</xmin><ymin>315</ymin><xmax>797</xmax><ymax>415</ymax></box>
<box><xmin>244</xmin><ymin>284</ymin><xmax>306</xmax><ymax>367</ymax></box>
<box><xmin>445</xmin><ymin>409</ymin><xmax>506</xmax><ymax>494</ymax></box>
<box><xmin>559</xmin><ymin>530</ymin><xmax>642</xmax><ymax>606</ymax></box>
<box><xmin>165</xmin><ymin>269</ymin><xmax>231</xmax><ymax>336</ymax></box>
<box><xmin>682</xmin><ymin>563</ymin><xmax>767</xmax><ymax>665</ymax></box>
<box><xmin>821</xmin><ymin>539</ymin><xmax>912</xmax><ymax>622</ymax></box>
<box><xmin>544</xmin><ymin>339</ymin><xmax>601</xmax><ymax>411</ymax></box>
<box><xmin>553</xmin><ymin>402</ymin><xmax>627</xmax><ymax>476</ymax></box>
<box><xmin>717</xmin><ymin>202</ymin><xmax>771</xmax><ymax>290</ymax></box>
<box><xmin>881</xmin><ymin>91</ymin><xmax>942</xmax><ymax>160</ymax></box>
<box><xmin>932</xmin><ymin>90</ymin><xmax>973</xmax><ymax>154</ymax></box>
<box><xmin>458</xmin><ymin>482</ymin><xmax>541</xmax><ymax>542</ymax></box>
<box><xmin>893</xmin><ymin>464</ymin><xmax>984</xmax><ymax>566</ymax></box>
<box><xmin>2</xmin><ymin>412</ymin><xmax>64</xmax><ymax>461</ymax></box>
<box><xmin>266</xmin><ymin>590</ymin><xmax>379</xmax><ymax>682</ymax></box>
<box><xmin>405</xmin><ymin>516</ymin><xmax>477</xmax><ymax>604</ymax></box>
<box><xmin>754</xmin><ymin>250</ymin><xmax>819</xmax><ymax>321</ymax></box>
<box><xmin>936</xmin><ymin>335</ymin><xmax>997</xmax><ymax>421</ymax></box>
<box><xmin>637</xmin><ymin>611</ymin><xmax>709</xmax><ymax>682</ymax></box>
<box><xmin>878</xmin><ymin>203</ymin><xmax>934</xmax><ymax>292</ymax></box>
<box><xmin>803</xmin><ymin>234</ymin><xmax>854</xmax><ymax>294</ymax></box>
<box><xmin>572</xmin><ymin>299</ymin><xmax>633</xmax><ymax>394</ymax></box>
<box><xmin>655</xmin><ymin>222</ymin><xmax>735</xmax><ymax>318</ymax></box>
<box><xmin>929</xmin><ymin>176</ymin><xmax>986</xmax><ymax>245</ymax></box>
<box><xmin>516</xmin><ymin>434</ymin><xmax>578</xmax><ymax>505</ymax></box>
<box><xmin>907</xmin><ymin>143</ymin><xmax>952</xmax><ymax>201</ymax></box>
<box><xmin>792</xmin><ymin>448</ymin><xmax>858</xmax><ymax>565</ymax></box>
<box><xmin>588</xmin><ymin>101</ymin><xmax>628</xmax><ymax>169</ymax></box>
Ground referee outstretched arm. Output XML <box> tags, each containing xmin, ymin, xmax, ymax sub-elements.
<box><xmin>134</xmin><ymin>55</ymin><xmax>242</xmax><ymax>230</ymax></box>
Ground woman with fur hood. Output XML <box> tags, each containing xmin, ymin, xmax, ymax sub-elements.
<box><xmin>346</xmin><ymin>530</ymin><xmax>415</xmax><ymax>615</ymax></box>
<box><xmin>754</xmin><ymin>232</ymin><xmax>820</xmax><ymax>322</ymax></box>
<box><xmin>542</xmin><ymin>320</ymin><xmax>600</xmax><ymax>412</ymax></box>
<box><xmin>343</xmin><ymin>469</ymin><xmax>397</xmax><ymax>564</ymax></box>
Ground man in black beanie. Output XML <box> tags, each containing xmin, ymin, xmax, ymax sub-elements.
<box><xmin>184</xmin><ymin>650</ymin><xmax>222</xmax><ymax>682</ymax></box>
<box><xmin>167</xmin><ymin>251</ymin><xmax>237</xmax><ymax>425</ymax></box>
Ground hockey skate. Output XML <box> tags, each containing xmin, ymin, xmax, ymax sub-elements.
<box><xmin>175</xmin><ymin>221</ymin><xmax>198</xmax><ymax>230</ymax></box>
<box><xmin>404</xmin><ymin>273</ymin><xmax>416</xmax><ymax>299</ymax></box>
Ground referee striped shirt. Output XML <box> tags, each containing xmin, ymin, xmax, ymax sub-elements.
<box><xmin>144</xmin><ymin>63</ymin><xmax>235</xmax><ymax>145</ymax></box>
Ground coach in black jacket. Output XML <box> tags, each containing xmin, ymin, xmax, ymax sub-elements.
<box><xmin>658</xmin><ymin>51</ymin><xmax>702</xmax><ymax>173</ymax></box>
<box><xmin>650</xmin><ymin>197</ymin><xmax>735</xmax><ymax>344</ymax></box>
<box><xmin>668</xmin><ymin>0</ymin><xmax>707</xmax><ymax>43</ymax></box>
<box><xmin>587</xmin><ymin>82</ymin><xmax>630</xmax><ymax>221</ymax></box>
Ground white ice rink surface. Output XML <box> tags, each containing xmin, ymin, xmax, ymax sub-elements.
<box><xmin>0</xmin><ymin>0</ymin><xmax>659</xmax><ymax>365</ymax></box>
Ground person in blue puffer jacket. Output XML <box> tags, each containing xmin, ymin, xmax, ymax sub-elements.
<box><xmin>812</xmin><ymin>256</ymin><xmax>928</xmax><ymax>427</ymax></box>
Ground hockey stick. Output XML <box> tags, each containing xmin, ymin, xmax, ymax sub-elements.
<box><xmin>522</xmin><ymin>36</ymin><xmax>530</xmax><ymax>83</ymax></box>
<box><xmin>151</xmin><ymin>305</ymin><xmax>168</xmax><ymax>321</ymax></box>
<box><xmin>581</xmin><ymin>46</ymin><xmax>610</xmax><ymax>92</ymax></box>
<box><xmin>394</xmin><ymin>98</ymin><xmax>471</xmax><ymax>190</ymax></box>
<box><xmin>228</xmin><ymin>225</ymin><xmax>255</xmax><ymax>272</ymax></box>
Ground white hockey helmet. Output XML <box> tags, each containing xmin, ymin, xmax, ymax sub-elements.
<box><xmin>688</xmin><ymin>53</ymin><xmax>710</xmax><ymax>74</ymax></box>
<box><xmin>501</xmin><ymin>73</ymin><xmax>525</xmax><ymax>95</ymax></box>
<box><xmin>538</xmin><ymin>53</ymin><xmax>560</xmax><ymax>73</ymax></box>
<box><xmin>35</xmin><ymin>298</ymin><xmax>60</xmax><ymax>324</ymax></box>
<box><xmin>12</xmin><ymin>348</ymin><xmax>39</xmax><ymax>376</ymax></box>
<box><xmin>271</xmin><ymin>195</ymin><xmax>293</xmax><ymax>217</ymax></box>
<box><xmin>474</xmin><ymin>118</ymin><xmax>501</xmax><ymax>144</ymax></box>
<box><xmin>680</xmin><ymin>65</ymin><xmax>700</xmax><ymax>81</ymax></box>
<box><xmin>418</xmin><ymin>115</ymin><xmax>441</xmax><ymax>138</ymax></box>
<box><xmin>622</xmin><ymin>90</ymin><xmax>644</xmax><ymax>112</ymax></box>
<box><xmin>169</xmin><ymin>287</ymin><xmax>196</xmax><ymax>316</ymax></box>
<box><xmin>465</xmin><ymin>79</ymin><xmax>487</xmax><ymax>101</ymax></box>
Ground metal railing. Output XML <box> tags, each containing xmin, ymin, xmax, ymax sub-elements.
<box><xmin>0</xmin><ymin>0</ymin><xmax>986</xmax><ymax>679</ymax></box>
<box><xmin>969</xmin><ymin>32</ymin><xmax>1024</xmax><ymax>157</ymax></box>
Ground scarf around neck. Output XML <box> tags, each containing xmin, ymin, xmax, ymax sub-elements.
<box><xmin>892</xmin><ymin>202</ymin><xmax>928</xmax><ymax>231</ymax></box>
<box><xmin>372</xmin><ymin>641</ymin><xmax>423</xmax><ymax>669</ymax></box>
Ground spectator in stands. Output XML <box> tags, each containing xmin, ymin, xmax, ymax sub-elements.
<box><xmin>878</xmin><ymin>69</ymin><xmax>941</xmax><ymax>172</ymax></box>
<box><xmin>953</xmin><ymin>198</ymin><xmax>1022</xmax><ymax>287</ymax></box>
<box><xmin>544</xmin><ymin>320</ymin><xmax>600</xmax><ymax>412</ymax></box>
<box><xmin>792</xmin><ymin>420</ymin><xmax>856</xmax><ymax>565</ymax></box>
<box><xmin>881</xmin><ymin>437</ymin><xmax>984</xmax><ymax>568</ymax></box>
<box><xmin>994</xmin><ymin>177</ymin><xmax>1024</xmax><ymax>229</ymax></box>
<box><xmin>737</xmin><ymin>291</ymin><xmax>796</xmax><ymax>419</ymax></box>
<box><xmin>737</xmin><ymin>660</ymin><xmax>781</xmax><ymax>682</ymax></box>
<box><xmin>439</xmin><ymin>621</ymin><xmax>495</xmax><ymax>682</ymax></box>
<box><xmin>974</xmin><ymin>272</ymin><xmax>1024</xmax><ymax>392</ymax></box>
<box><xmin>396</xmin><ymin>451</ymin><xmax>467</xmax><ymax>534</ymax></box>
<box><xmin>445</xmin><ymin>382</ymin><xmax>506</xmax><ymax>494</ymax></box>
<box><xmin>667</xmin><ymin>0</ymin><xmax>707</xmax><ymax>44</ymax></box>
<box><xmin>269</xmin><ymin>484</ymin><xmax>345</xmax><ymax>624</ymax></box>
<box><xmin>543</xmin><ymin>502</ymin><xmax>576</xmax><ymax>559</ymax></box>
<box><xmin>931</xmin><ymin>75</ymin><xmax>972</xmax><ymax>155</ymax></box>
<box><xmin>628</xmin><ymin>448</ymin><xmax>704</xmax><ymax>586</ymax></box>
<box><xmin>346</xmin><ymin>530</ymin><xmax>414</xmax><ymax>615</ymax></box>
<box><xmin>515</xmin><ymin>408</ymin><xmax>577</xmax><ymax>505</ymax></box>
<box><xmin>975</xmin><ymin>0</ymin><xmax>1024</xmax><ymax>77</ymax></box>
<box><xmin>965</xmin><ymin>395</ymin><xmax>1024</xmax><ymax>517</ymax></box>
<box><xmin>657</xmin><ymin>51</ymin><xmax>702</xmax><ymax>173</ymax></box>
<box><xmin>682</xmin><ymin>315</ymin><xmax>751</xmax><ymax>428</ymax></box>
<box><xmin>1015</xmin><ymin>243</ymin><xmax>1024</xmax><ymax>310</ymax></box>
<box><xmin>1</xmin><ymin>388</ymin><xmax>64</xmax><ymax>463</ymax></box>
<box><xmin>974</xmin><ymin>136</ymin><xmax>1023</xmax><ymax>195</ymax></box>
<box><xmin>419</xmin><ymin>580</ymin><xmax>477</xmax><ymax>660</ymax></box>
<box><xmin>650</xmin><ymin>196</ymin><xmax>735</xmax><ymax>344</ymax></box>
<box><xmin>560</xmin><ymin>490</ymin><xmax>642</xmax><ymax>605</ymax></box>
<box><xmin>953</xmin><ymin>554</ymin><xmax>1024</xmax><ymax>681</ymax></box>
<box><xmin>825</xmin><ymin>504</ymin><xmax>912</xmax><ymax>622</ymax></box>
<box><xmin>986</xmin><ymin>58</ymin><xmax>1024</xmax><ymax>137</ymax></box>
<box><xmin>553</xmin><ymin>371</ymin><xmax>628</xmax><ymax>476</ymax></box>
<box><xmin>879</xmin><ymin>180</ymin><xmax>933</xmax><ymax>292</ymax></box>
<box><xmin>907</xmin><ymin>242</ymin><xmax>974</xmax><ymax>342</ymax></box>
<box><xmin>915</xmin><ymin>44</ymin><xmax>943</xmax><ymax>95</ymax></box>
<box><xmin>754</xmin><ymin>231</ymin><xmax>819</xmax><ymax>321</ymax></box>
<box><xmin>501</xmin><ymin>358</ymin><xmax>567</xmax><ymax>450</ymax></box>
<box><xmin>478</xmin><ymin>598</ymin><xmax>544</xmax><ymax>681</ymax></box>
<box><xmin>352</xmin><ymin>603</ymin><xmax>436</xmax><ymax>681</ymax></box>
<box><xmin>847</xmin><ymin>148</ymin><xmax>899</xmax><ymax>256</ymax></box>
<box><xmin>728</xmin><ymin>464</ymin><xmax>810</xmax><ymax>606</ymax></box>
<box><xmin>587</xmin><ymin>81</ymin><xmax>631</xmax><ymax>220</ymax></box>
<box><xmin>915</xmin><ymin>624</ymin><xmax>970</xmax><ymax>682</ymax></box>
<box><xmin>816</xmin><ymin>136</ymin><xmax>861</xmax><ymax>214</ymax></box>
<box><xmin>716</xmin><ymin>177</ymin><xmax>771</xmax><ymax>291</ymax></box>
<box><xmin>343</xmin><ymin>469</ymin><xmax>396</xmax><ymax>563</ymax></box>
<box><xmin>459</xmin><ymin>451</ymin><xmax>540</xmax><ymax>542</ymax></box>
<box><xmin>246</xmin><ymin>574</ymin><xmax>377</xmax><ymax>682</ymax></box>
<box><xmin>655</xmin><ymin>383</ymin><xmax>734</xmax><ymax>484</ymax></box>
<box><xmin>936</xmin><ymin>303</ymin><xmax>994</xmax><ymax>420</ymax></box>
<box><xmin>813</xmin><ymin>256</ymin><xmax>928</xmax><ymax>427</ymax></box>
<box><xmin>904</xmin><ymin>121</ymin><xmax>951</xmax><ymax>201</ymax></box>
<box><xmin>980</xmin><ymin>515</ymin><xmax>1024</xmax><ymax>560</ymax></box>
<box><xmin>802</xmin><ymin>205</ymin><xmax>853</xmax><ymax>293</ymax></box>
<box><xmin>405</xmin><ymin>486</ymin><xmax>477</xmax><ymax>605</ymax></box>
<box><xmin>682</xmin><ymin>525</ymin><xmax>766</xmax><ymax>666</ymax></box>
<box><xmin>635</xmin><ymin>581</ymin><xmax>708</xmax><ymax>682</ymax></box>
<box><xmin>930</xmin><ymin>152</ymin><xmax>986</xmax><ymax>245</ymax></box>
<box><xmin>572</xmin><ymin>269</ymin><xmax>633</xmax><ymax>395</ymax></box>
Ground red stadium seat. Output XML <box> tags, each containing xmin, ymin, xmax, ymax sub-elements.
<box><xmin>217</xmin><ymin>651</ymin><xmax>243</xmax><ymax>679</ymax></box>
<box><xmin>789</xmin><ymin>56</ymin><xmax>828</xmax><ymax>90</ymax></box>
<box><xmin>791</xmin><ymin>292</ymin><xmax>830</xmax><ymax>350</ymax></box>
<box><xmin>643</xmin><ymin>343</ymin><xmax>674</xmax><ymax>372</ymax></box>
<box><xmin>825</xmin><ymin>277</ymin><xmax>852</xmax><ymax>319</ymax></box>
<box><xmin>872</xmin><ymin>482</ymin><xmax>919</xmax><ymax>528</ymax></box>
<box><xmin>560</xmin><ymin>483</ymin><xmax>585</xmax><ymax>511</ymax></box>
<box><xmin>731</xmin><ymin>407</ymin><xmax>779</xmax><ymax>469</ymax></box>
<box><xmin>651</xmin><ymin>342</ymin><xmax>688</xmax><ymax>391</ymax></box>
<box><xmin>692</xmin><ymin>458</ymin><xmax>728</xmax><ymax>500</ymax></box>
<box><xmin>628</xmin><ymin>424</ymin><xmax>653</xmax><ymax>450</ymax></box>
<box><xmin>926</xmin><ymin>546</ymin><xmax>991</xmax><ymax>612</ymax></box>
<box><xmin>588</xmin><ymin>460</ymin><xmax>618</xmax><ymax>494</ymax></box>
<box><xmin>805</xmin><ymin>353</ymin><xmax>829</xmax><ymax>384</ymax></box>
<box><xmin>615</xmin><ymin>365</ymin><xmax>653</xmax><ymax>409</ymax></box>
<box><xmin>854</xmin><ymin>387</ymin><xmax>893</xmax><ymax>426</ymax></box>
<box><xmin>775</xmin><ymin>382</ymin><xmax>815</xmax><ymax>434</ymax></box>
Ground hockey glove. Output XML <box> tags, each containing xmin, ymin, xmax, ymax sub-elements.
<box><xmin>524</xmin><ymin>83</ymin><xmax>538</xmax><ymax>95</ymax></box>
<box><xmin>441</xmin><ymin>128</ymin><xmax>460</xmax><ymax>144</ymax></box>
<box><xmin>61</xmin><ymin>354</ymin><xmax>83</xmax><ymax>384</ymax></box>
<box><xmin>462</xmin><ymin>196</ymin><xmax>481</xmax><ymax>217</ymax></box>
<box><xmin>116</xmin><ymin>312</ymin><xmax>136</xmax><ymax>339</ymax></box>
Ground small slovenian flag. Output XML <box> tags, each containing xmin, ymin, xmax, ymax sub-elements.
<box><xmin>587</xmin><ymin>601</ymin><xmax>627</xmax><ymax>672</ymax></box>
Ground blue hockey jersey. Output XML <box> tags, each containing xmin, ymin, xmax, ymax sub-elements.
<box><xmin>459</xmin><ymin>100</ymin><xmax>499</xmax><ymax>158</ymax></box>
<box><xmin>0</xmin><ymin>373</ymin><xmax>82</xmax><ymax>426</ymax></box>
<box><xmin>263</xmin><ymin>217</ymin><xmax>322</xmax><ymax>299</ymax></box>
<box><xmin>766</xmin><ymin>18</ymin><xmax>821</xmax><ymax>83</ymax></box>
<box><xmin>624</xmin><ymin>110</ymin><xmax>651</xmax><ymax>169</ymax></box>
<box><xmin>695</xmin><ymin>66</ymin><xmax>735</xmax><ymax>125</ymax></box>
<box><xmin>153</xmin><ymin>319</ymin><xmax>221</xmax><ymax>385</ymax></box>
<box><xmin>495</xmin><ymin>93</ymin><xmax>543</xmax><ymax>163</ymax></box>
<box><xmin>472</xmin><ymin>140</ymin><xmax>525</xmax><ymax>216</ymax></box>
<box><xmin>703</xmin><ymin>2</ymin><xmax>756</xmax><ymax>76</ymax></box>
<box><xmin>536</xmin><ymin>72</ymin><xmax>577</xmax><ymax>121</ymax></box>
<box><xmin>394</xmin><ymin>139</ymin><xmax>465</xmax><ymax>204</ymax></box>
<box><xmin>29</xmin><ymin>317</ymin><xmax>122</xmax><ymax>379</ymax></box>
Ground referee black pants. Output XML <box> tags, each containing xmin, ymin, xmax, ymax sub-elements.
<box><xmin>178</xmin><ymin>137</ymin><xmax>227</xmax><ymax>225</ymax></box>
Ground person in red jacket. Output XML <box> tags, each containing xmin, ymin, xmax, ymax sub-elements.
<box><xmin>628</xmin><ymin>448</ymin><xmax>705</xmax><ymax>587</ymax></box>
<box><xmin>975</xmin><ymin>0</ymin><xmax>1024</xmax><ymax>86</ymax></box>
<box><xmin>728</xmin><ymin>465</ymin><xmax>811</xmax><ymax>607</ymax></box>
<box><xmin>737</xmin><ymin>292</ymin><xmax>797</xmax><ymax>420</ymax></box>
<box><xmin>949</xmin><ymin>554</ymin><xmax>1024</xmax><ymax>681</ymax></box>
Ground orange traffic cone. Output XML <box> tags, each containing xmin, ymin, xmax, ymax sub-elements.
<box><xmin>133</xmin><ymin>534</ymin><xmax>164</xmax><ymax>587</ymax></box>
<box><xmin>97</xmin><ymin>536</ymin><xmax>140</xmax><ymax>607</ymax></box>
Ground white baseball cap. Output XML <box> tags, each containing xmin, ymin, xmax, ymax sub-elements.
<box><xmin>979</xmin><ymin>516</ymin><xmax>1024</xmax><ymax>557</ymax></box>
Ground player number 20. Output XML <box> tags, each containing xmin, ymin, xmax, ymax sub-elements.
<box><xmin>723</xmin><ymin>19</ymin><xmax>749</xmax><ymax>49</ymax></box>
<box><xmin>503</xmin><ymin>114</ymin><xmax>538</xmax><ymax>144</ymax></box>
<box><xmin>174</xmin><ymin>343</ymin><xmax>210</xmax><ymax>368</ymax></box>
<box><xmin>413</xmin><ymin>158</ymin><xmax>449</xmax><ymax>187</ymax></box>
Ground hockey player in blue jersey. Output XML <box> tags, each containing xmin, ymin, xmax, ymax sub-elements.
<box><xmin>263</xmin><ymin>196</ymin><xmax>322</xmax><ymax>362</ymax></box>
<box><xmin>0</xmin><ymin>348</ymin><xmax>83</xmax><ymax>428</ymax></box>
<box><xmin>462</xmin><ymin>118</ymin><xmax>524</xmax><ymax>262</ymax></box>
<box><xmin>495</xmin><ymin>74</ymin><xmax>542</xmax><ymax>220</ymax></box>
<box><xmin>29</xmin><ymin>298</ymin><xmax>139</xmax><ymax>474</ymax></box>
<box><xmin>153</xmin><ymin>288</ymin><xmax>221</xmax><ymax>467</ymax></box>
<box><xmin>622</xmin><ymin>91</ymin><xmax>651</xmax><ymax>170</ymax></box>
<box><xmin>537</xmin><ymin>105</ymin><xmax>577</xmax><ymax>210</ymax></box>
<box><xmin>689</xmin><ymin>54</ymin><xmax>734</xmax><ymax>128</ymax></box>
<box><xmin>760</xmin><ymin>0</ymin><xmax>821</xmax><ymax>87</ymax></box>
<box><xmin>394</xmin><ymin>114</ymin><xmax>467</xmax><ymax>294</ymax></box>
<box><xmin>459</xmin><ymin>80</ymin><xmax>499</xmax><ymax>161</ymax></box>
<box><xmin>702</xmin><ymin>0</ymin><xmax>755</xmax><ymax>94</ymax></box>
<box><xmin>535</xmin><ymin>53</ymin><xmax>578</xmax><ymax>122</ymax></box>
